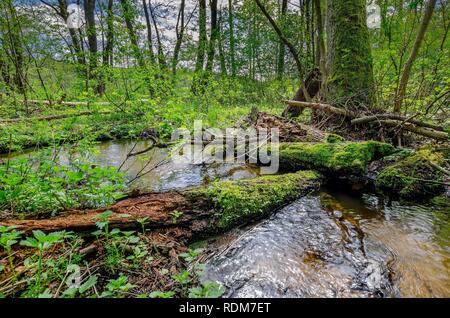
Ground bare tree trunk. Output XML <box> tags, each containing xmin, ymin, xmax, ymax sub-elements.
<box><xmin>142</xmin><ymin>0</ymin><xmax>155</xmax><ymax>64</ymax></box>
<box><xmin>149</xmin><ymin>1</ymin><xmax>167</xmax><ymax>68</ymax></box>
<box><xmin>120</xmin><ymin>0</ymin><xmax>145</xmax><ymax>68</ymax></box>
<box><xmin>217</xmin><ymin>7</ymin><xmax>227</xmax><ymax>76</ymax></box>
<box><xmin>276</xmin><ymin>0</ymin><xmax>288</xmax><ymax>80</ymax></box>
<box><xmin>103</xmin><ymin>0</ymin><xmax>114</xmax><ymax>67</ymax></box>
<box><xmin>255</xmin><ymin>0</ymin><xmax>311</xmax><ymax>101</ymax></box>
<box><xmin>84</xmin><ymin>0</ymin><xmax>104</xmax><ymax>94</ymax></box>
<box><xmin>394</xmin><ymin>0</ymin><xmax>437</xmax><ymax>113</ymax></box>
<box><xmin>314</xmin><ymin>0</ymin><xmax>326</xmax><ymax>90</ymax></box>
<box><xmin>205</xmin><ymin>0</ymin><xmax>218</xmax><ymax>73</ymax></box>
<box><xmin>194</xmin><ymin>0</ymin><xmax>207</xmax><ymax>73</ymax></box>
<box><xmin>172</xmin><ymin>0</ymin><xmax>186</xmax><ymax>74</ymax></box>
<box><xmin>228</xmin><ymin>0</ymin><xmax>236</xmax><ymax>77</ymax></box>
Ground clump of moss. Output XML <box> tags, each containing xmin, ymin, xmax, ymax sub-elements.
<box><xmin>201</xmin><ymin>170</ymin><xmax>320</xmax><ymax>230</ymax></box>
<box><xmin>326</xmin><ymin>133</ymin><xmax>345</xmax><ymax>143</ymax></box>
<box><xmin>431</xmin><ymin>195</ymin><xmax>450</xmax><ymax>208</ymax></box>
<box><xmin>279</xmin><ymin>141</ymin><xmax>394</xmax><ymax>175</ymax></box>
<box><xmin>375</xmin><ymin>149</ymin><xmax>446</xmax><ymax>199</ymax></box>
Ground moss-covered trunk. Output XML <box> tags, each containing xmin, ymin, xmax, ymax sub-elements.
<box><xmin>326</xmin><ymin>0</ymin><xmax>375</xmax><ymax>108</ymax></box>
<box><xmin>0</xmin><ymin>171</ymin><xmax>321</xmax><ymax>233</ymax></box>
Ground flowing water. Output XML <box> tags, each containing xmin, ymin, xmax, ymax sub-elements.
<box><xmin>3</xmin><ymin>140</ymin><xmax>449</xmax><ymax>297</ymax></box>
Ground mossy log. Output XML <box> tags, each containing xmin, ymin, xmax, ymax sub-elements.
<box><xmin>278</xmin><ymin>141</ymin><xmax>395</xmax><ymax>175</ymax></box>
<box><xmin>0</xmin><ymin>170</ymin><xmax>321</xmax><ymax>233</ymax></box>
<box><xmin>372</xmin><ymin>148</ymin><xmax>448</xmax><ymax>199</ymax></box>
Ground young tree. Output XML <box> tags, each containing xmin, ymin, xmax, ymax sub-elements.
<box><xmin>394</xmin><ymin>0</ymin><xmax>437</xmax><ymax>113</ymax></box>
<box><xmin>205</xmin><ymin>0</ymin><xmax>219</xmax><ymax>73</ymax></box>
<box><xmin>276</xmin><ymin>0</ymin><xmax>287</xmax><ymax>80</ymax></box>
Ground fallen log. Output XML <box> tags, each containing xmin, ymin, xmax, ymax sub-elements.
<box><xmin>0</xmin><ymin>170</ymin><xmax>321</xmax><ymax>233</ymax></box>
<box><xmin>282</xmin><ymin>100</ymin><xmax>448</xmax><ymax>141</ymax></box>
<box><xmin>0</xmin><ymin>110</ymin><xmax>112</xmax><ymax>124</ymax></box>
<box><xmin>22</xmin><ymin>99</ymin><xmax>149</xmax><ymax>107</ymax></box>
<box><xmin>351</xmin><ymin>114</ymin><xmax>444</xmax><ymax>131</ymax></box>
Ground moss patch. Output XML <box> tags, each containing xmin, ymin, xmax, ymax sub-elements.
<box><xmin>279</xmin><ymin>141</ymin><xmax>394</xmax><ymax>175</ymax></box>
<box><xmin>375</xmin><ymin>149</ymin><xmax>446</xmax><ymax>199</ymax></box>
<box><xmin>197</xmin><ymin>170</ymin><xmax>320</xmax><ymax>230</ymax></box>
<box><xmin>431</xmin><ymin>195</ymin><xmax>450</xmax><ymax>208</ymax></box>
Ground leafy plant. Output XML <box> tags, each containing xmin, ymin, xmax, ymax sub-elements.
<box><xmin>136</xmin><ymin>217</ymin><xmax>149</xmax><ymax>234</ymax></box>
<box><xmin>100</xmin><ymin>274</ymin><xmax>136</xmax><ymax>298</ymax></box>
<box><xmin>0</xmin><ymin>226</ymin><xmax>23</xmax><ymax>279</ymax></box>
<box><xmin>188</xmin><ymin>281</ymin><xmax>225</xmax><ymax>298</ymax></box>
<box><xmin>149</xmin><ymin>291</ymin><xmax>176</xmax><ymax>298</ymax></box>
<box><xmin>20</xmin><ymin>230</ymin><xmax>68</xmax><ymax>287</ymax></box>
<box><xmin>169</xmin><ymin>210</ymin><xmax>183</xmax><ymax>224</ymax></box>
<box><xmin>179</xmin><ymin>248</ymin><xmax>203</xmax><ymax>263</ymax></box>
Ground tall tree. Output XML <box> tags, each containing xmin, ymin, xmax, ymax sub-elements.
<box><xmin>205</xmin><ymin>0</ymin><xmax>219</xmax><ymax>73</ymax></box>
<box><xmin>120</xmin><ymin>0</ymin><xmax>145</xmax><ymax>67</ymax></box>
<box><xmin>326</xmin><ymin>0</ymin><xmax>375</xmax><ymax>108</ymax></box>
<box><xmin>394</xmin><ymin>0</ymin><xmax>437</xmax><ymax>113</ymax></box>
<box><xmin>276</xmin><ymin>0</ymin><xmax>287</xmax><ymax>80</ymax></box>
<box><xmin>228</xmin><ymin>0</ymin><xmax>236</xmax><ymax>77</ymax></box>
<box><xmin>103</xmin><ymin>0</ymin><xmax>114</xmax><ymax>67</ymax></box>
<box><xmin>194</xmin><ymin>0</ymin><xmax>207</xmax><ymax>73</ymax></box>
<box><xmin>84</xmin><ymin>0</ymin><xmax>104</xmax><ymax>94</ymax></box>
<box><xmin>172</xmin><ymin>0</ymin><xmax>186</xmax><ymax>74</ymax></box>
<box><xmin>142</xmin><ymin>0</ymin><xmax>155</xmax><ymax>64</ymax></box>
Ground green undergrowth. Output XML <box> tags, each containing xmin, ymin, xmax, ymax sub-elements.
<box><xmin>279</xmin><ymin>141</ymin><xmax>395</xmax><ymax>175</ymax></box>
<box><xmin>198</xmin><ymin>170</ymin><xmax>321</xmax><ymax>230</ymax></box>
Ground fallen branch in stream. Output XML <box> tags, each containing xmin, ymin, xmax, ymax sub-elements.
<box><xmin>282</xmin><ymin>100</ymin><xmax>448</xmax><ymax>141</ymax></box>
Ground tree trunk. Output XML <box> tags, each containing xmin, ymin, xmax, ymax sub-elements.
<box><xmin>393</xmin><ymin>0</ymin><xmax>437</xmax><ymax>113</ymax></box>
<box><xmin>276</xmin><ymin>0</ymin><xmax>288</xmax><ymax>80</ymax></box>
<box><xmin>120</xmin><ymin>0</ymin><xmax>145</xmax><ymax>68</ymax></box>
<box><xmin>149</xmin><ymin>1</ymin><xmax>167</xmax><ymax>68</ymax></box>
<box><xmin>228</xmin><ymin>0</ymin><xmax>236</xmax><ymax>77</ymax></box>
<box><xmin>205</xmin><ymin>0</ymin><xmax>219</xmax><ymax>73</ymax></box>
<box><xmin>194</xmin><ymin>0</ymin><xmax>207</xmax><ymax>73</ymax></box>
<box><xmin>142</xmin><ymin>0</ymin><xmax>155</xmax><ymax>64</ymax></box>
<box><xmin>55</xmin><ymin>0</ymin><xmax>85</xmax><ymax>66</ymax></box>
<box><xmin>326</xmin><ymin>0</ymin><xmax>375</xmax><ymax>109</ymax></box>
<box><xmin>84</xmin><ymin>0</ymin><xmax>104</xmax><ymax>94</ymax></box>
<box><xmin>103</xmin><ymin>0</ymin><xmax>114</xmax><ymax>67</ymax></box>
<box><xmin>172</xmin><ymin>0</ymin><xmax>186</xmax><ymax>74</ymax></box>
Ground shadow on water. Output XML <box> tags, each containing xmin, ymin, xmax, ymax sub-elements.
<box><xmin>202</xmin><ymin>187</ymin><xmax>449</xmax><ymax>298</ymax></box>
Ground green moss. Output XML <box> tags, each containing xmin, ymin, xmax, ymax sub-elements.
<box><xmin>198</xmin><ymin>170</ymin><xmax>320</xmax><ymax>230</ymax></box>
<box><xmin>279</xmin><ymin>141</ymin><xmax>394</xmax><ymax>175</ymax></box>
<box><xmin>431</xmin><ymin>195</ymin><xmax>450</xmax><ymax>208</ymax></box>
<box><xmin>375</xmin><ymin>149</ymin><xmax>446</xmax><ymax>199</ymax></box>
<box><xmin>326</xmin><ymin>0</ymin><xmax>375</xmax><ymax>107</ymax></box>
<box><xmin>326</xmin><ymin>133</ymin><xmax>345</xmax><ymax>143</ymax></box>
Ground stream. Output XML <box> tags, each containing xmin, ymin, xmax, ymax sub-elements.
<box><xmin>3</xmin><ymin>140</ymin><xmax>449</xmax><ymax>297</ymax></box>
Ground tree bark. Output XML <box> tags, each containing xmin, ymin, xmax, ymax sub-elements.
<box><xmin>276</xmin><ymin>0</ymin><xmax>288</xmax><ymax>80</ymax></box>
<box><xmin>120</xmin><ymin>0</ymin><xmax>145</xmax><ymax>68</ymax></box>
<box><xmin>255</xmin><ymin>0</ymin><xmax>311</xmax><ymax>101</ymax></box>
<box><xmin>142</xmin><ymin>0</ymin><xmax>156</xmax><ymax>64</ymax></box>
<box><xmin>205</xmin><ymin>0</ymin><xmax>219</xmax><ymax>73</ymax></box>
<box><xmin>228</xmin><ymin>0</ymin><xmax>236</xmax><ymax>77</ymax></box>
<box><xmin>326</xmin><ymin>0</ymin><xmax>375</xmax><ymax>109</ymax></box>
<box><xmin>103</xmin><ymin>0</ymin><xmax>114</xmax><ymax>67</ymax></box>
<box><xmin>84</xmin><ymin>0</ymin><xmax>104</xmax><ymax>94</ymax></box>
<box><xmin>194</xmin><ymin>0</ymin><xmax>207</xmax><ymax>73</ymax></box>
<box><xmin>394</xmin><ymin>0</ymin><xmax>437</xmax><ymax>113</ymax></box>
<box><xmin>172</xmin><ymin>0</ymin><xmax>186</xmax><ymax>74</ymax></box>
